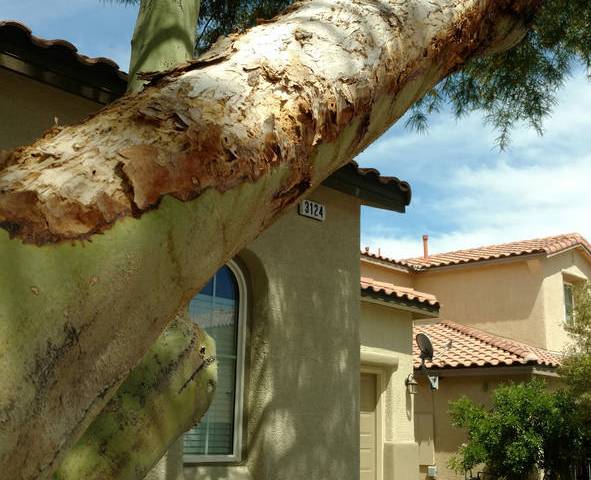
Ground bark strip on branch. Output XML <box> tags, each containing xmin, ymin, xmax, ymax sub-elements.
<box><xmin>0</xmin><ymin>1</ymin><xmax>538</xmax><ymax>479</ymax></box>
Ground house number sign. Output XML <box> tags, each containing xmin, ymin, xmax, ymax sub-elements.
<box><xmin>299</xmin><ymin>199</ymin><xmax>326</xmax><ymax>222</ymax></box>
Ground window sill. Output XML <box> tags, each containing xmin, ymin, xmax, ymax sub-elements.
<box><xmin>183</xmin><ymin>454</ymin><xmax>242</xmax><ymax>465</ymax></box>
<box><xmin>182</xmin><ymin>463</ymin><xmax>253</xmax><ymax>480</ymax></box>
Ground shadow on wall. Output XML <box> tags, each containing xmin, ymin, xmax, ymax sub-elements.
<box><xmin>228</xmin><ymin>243</ymin><xmax>359</xmax><ymax>480</ymax></box>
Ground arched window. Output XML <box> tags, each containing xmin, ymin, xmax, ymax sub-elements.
<box><xmin>183</xmin><ymin>261</ymin><xmax>247</xmax><ymax>463</ymax></box>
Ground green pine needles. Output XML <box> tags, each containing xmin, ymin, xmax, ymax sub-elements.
<box><xmin>406</xmin><ymin>0</ymin><xmax>591</xmax><ymax>149</ymax></box>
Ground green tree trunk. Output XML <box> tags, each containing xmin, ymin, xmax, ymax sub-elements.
<box><xmin>53</xmin><ymin>315</ymin><xmax>216</xmax><ymax>480</ymax></box>
<box><xmin>128</xmin><ymin>0</ymin><xmax>200</xmax><ymax>93</ymax></box>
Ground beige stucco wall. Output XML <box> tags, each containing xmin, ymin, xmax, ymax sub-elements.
<box><xmin>413</xmin><ymin>259</ymin><xmax>548</xmax><ymax>349</ymax></box>
<box><xmin>360</xmin><ymin>300</ymin><xmax>419</xmax><ymax>480</ymax></box>
<box><xmin>412</xmin><ymin>251</ymin><xmax>591</xmax><ymax>352</ymax></box>
<box><xmin>541</xmin><ymin>249</ymin><xmax>591</xmax><ymax>352</ymax></box>
<box><xmin>414</xmin><ymin>373</ymin><xmax>530</xmax><ymax>480</ymax></box>
<box><xmin>0</xmin><ymin>67</ymin><xmax>100</xmax><ymax>150</ymax></box>
<box><xmin>150</xmin><ymin>185</ymin><xmax>362</xmax><ymax>480</ymax></box>
<box><xmin>360</xmin><ymin>259</ymin><xmax>414</xmax><ymax>288</ymax></box>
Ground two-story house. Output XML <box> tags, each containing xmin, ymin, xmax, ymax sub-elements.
<box><xmin>361</xmin><ymin>233</ymin><xmax>591</xmax><ymax>480</ymax></box>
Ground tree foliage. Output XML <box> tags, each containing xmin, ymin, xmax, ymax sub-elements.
<box><xmin>561</xmin><ymin>281</ymin><xmax>591</xmax><ymax>430</ymax></box>
<box><xmin>406</xmin><ymin>0</ymin><xmax>591</xmax><ymax>148</ymax></box>
<box><xmin>449</xmin><ymin>380</ymin><xmax>587</xmax><ymax>480</ymax></box>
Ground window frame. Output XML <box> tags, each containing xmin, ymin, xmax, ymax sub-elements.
<box><xmin>563</xmin><ymin>281</ymin><xmax>575</xmax><ymax>325</ymax></box>
<box><xmin>183</xmin><ymin>260</ymin><xmax>248</xmax><ymax>464</ymax></box>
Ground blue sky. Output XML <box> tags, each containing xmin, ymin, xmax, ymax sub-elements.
<box><xmin>3</xmin><ymin>0</ymin><xmax>591</xmax><ymax>259</ymax></box>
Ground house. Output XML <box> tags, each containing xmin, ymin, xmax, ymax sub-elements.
<box><xmin>412</xmin><ymin>320</ymin><xmax>561</xmax><ymax>480</ymax></box>
<box><xmin>359</xmin><ymin>277</ymin><xmax>439</xmax><ymax>479</ymax></box>
<box><xmin>0</xmin><ymin>21</ymin><xmax>420</xmax><ymax>480</ymax></box>
<box><xmin>361</xmin><ymin>233</ymin><xmax>591</xmax><ymax>480</ymax></box>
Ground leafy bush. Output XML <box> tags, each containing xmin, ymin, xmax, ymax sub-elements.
<box><xmin>449</xmin><ymin>380</ymin><xmax>587</xmax><ymax>480</ymax></box>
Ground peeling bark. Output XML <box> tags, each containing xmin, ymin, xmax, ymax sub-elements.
<box><xmin>53</xmin><ymin>316</ymin><xmax>216</xmax><ymax>480</ymax></box>
<box><xmin>0</xmin><ymin>1</ymin><xmax>539</xmax><ymax>479</ymax></box>
<box><xmin>0</xmin><ymin>0</ymin><xmax>537</xmax><ymax>245</ymax></box>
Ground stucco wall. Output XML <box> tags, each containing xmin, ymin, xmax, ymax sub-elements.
<box><xmin>360</xmin><ymin>259</ymin><xmax>414</xmax><ymax>288</ymax></box>
<box><xmin>155</xmin><ymin>185</ymin><xmax>362</xmax><ymax>480</ymax></box>
<box><xmin>414</xmin><ymin>373</ymin><xmax>530</xmax><ymax>480</ymax></box>
<box><xmin>0</xmin><ymin>67</ymin><xmax>100</xmax><ymax>150</ymax></box>
<box><xmin>413</xmin><ymin>259</ymin><xmax>548</xmax><ymax>349</ymax></box>
<box><xmin>541</xmin><ymin>250</ymin><xmax>591</xmax><ymax>352</ymax></box>
<box><xmin>360</xmin><ymin>300</ymin><xmax>419</xmax><ymax>480</ymax></box>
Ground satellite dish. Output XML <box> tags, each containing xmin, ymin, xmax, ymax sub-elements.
<box><xmin>415</xmin><ymin>333</ymin><xmax>439</xmax><ymax>391</ymax></box>
<box><xmin>416</xmin><ymin>333</ymin><xmax>434</xmax><ymax>364</ymax></box>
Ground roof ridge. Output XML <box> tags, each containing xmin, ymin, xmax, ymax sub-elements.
<box><xmin>404</xmin><ymin>232</ymin><xmax>579</xmax><ymax>262</ymax></box>
<box><xmin>399</xmin><ymin>232</ymin><xmax>591</xmax><ymax>270</ymax></box>
<box><xmin>361</xmin><ymin>249</ymin><xmax>413</xmax><ymax>269</ymax></box>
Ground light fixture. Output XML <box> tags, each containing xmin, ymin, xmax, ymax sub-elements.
<box><xmin>405</xmin><ymin>373</ymin><xmax>418</xmax><ymax>395</ymax></box>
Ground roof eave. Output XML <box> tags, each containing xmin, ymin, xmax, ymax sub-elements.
<box><xmin>361</xmin><ymin>290</ymin><xmax>440</xmax><ymax>319</ymax></box>
<box><xmin>0</xmin><ymin>21</ymin><xmax>127</xmax><ymax>104</ymax></box>
<box><xmin>323</xmin><ymin>164</ymin><xmax>410</xmax><ymax>213</ymax></box>
<box><xmin>414</xmin><ymin>364</ymin><xmax>559</xmax><ymax>377</ymax></box>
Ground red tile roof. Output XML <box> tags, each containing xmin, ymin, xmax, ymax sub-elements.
<box><xmin>413</xmin><ymin>320</ymin><xmax>561</xmax><ymax>370</ymax></box>
<box><xmin>360</xmin><ymin>277</ymin><xmax>439</xmax><ymax>309</ymax></box>
<box><xmin>402</xmin><ymin>233</ymin><xmax>591</xmax><ymax>270</ymax></box>
<box><xmin>0</xmin><ymin>20</ymin><xmax>127</xmax><ymax>101</ymax></box>
<box><xmin>326</xmin><ymin>160</ymin><xmax>412</xmax><ymax>210</ymax></box>
<box><xmin>0</xmin><ymin>20</ymin><xmax>128</xmax><ymax>79</ymax></box>
<box><xmin>346</xmin><ymin>161</ymin><xmax>412</xmax><ymax>204</ymax></box>
<box><xmin>361</xmin><ymin>249</ymin><xmax>412</xmax><ymax>270</ymax></box>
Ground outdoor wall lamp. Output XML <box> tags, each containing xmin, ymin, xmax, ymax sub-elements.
<box><xmin>405</xmin><ymin>373</ymin><xmax>419</xmax><ymax>395</ymax></box>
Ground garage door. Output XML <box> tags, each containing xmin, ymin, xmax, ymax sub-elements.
<box><xmin>360</xmin><ymin>373</ymin><xmax>378</xmax><ymax>480</ymax></box>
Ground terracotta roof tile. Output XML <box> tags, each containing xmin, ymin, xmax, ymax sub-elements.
<box><xmin>360</xmin><ymin>277</ymin><xmax>439</xmax><ymax>308</ymax></box>
<box><xmin>328</xmin><ymin>161</ymin><xmax>412</xmax><ymax>208</ymax></box>
<box><xmin>0</xmin><ymin>20</ymin><xmax>127</xmax><ymax>97</ymax></box>
<box><xmin>347</xmin><ymin>161</ymin><xmax>412</xmax><ymax>203</ymax></box>
<box><xmin>361</xmin><ymin>248</ymin><xmax>412</xmax><ymax>270</ymax></box>
<box><xmin>402</xmin><ymin>233</ymin><xmax>591</xmax><ymax>270</ymax></box>
<box><xmin>413</xmin><ymin>320</ymin><xmax>561</xmax><ymax>370</ymax></box>
<box><xmin>0</xmin><ymin>20</ymin><xmax>127</xmax><ymax>77</ymax></box>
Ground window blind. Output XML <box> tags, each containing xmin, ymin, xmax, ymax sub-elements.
<box><xmin>184</xmin><ymin>266</ymin><xmax>239</xmax><ymax>457</ymax></box>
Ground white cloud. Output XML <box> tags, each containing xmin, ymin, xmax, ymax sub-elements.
<box><xmin>363</xmin><ymin>155</ymin><xmax>591</xmax><ymax>260</ymax></box>
<box><xmin>359</xmin><ymin>74</ymin><xmax>591</xmax><ymax>260</ymax></box>
<box><xmin>363</xmin><ymin>229</ymin><xmax>515</xmax><ymax>260</ymax></box>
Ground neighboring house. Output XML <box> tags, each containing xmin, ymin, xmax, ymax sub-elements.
<box><xmin>404</xmin><ymin>233</ymin><xmax>591</xmax><ymax>352</ymax></box>
<box><xmin>359</xmin><ymin>277</ymin><xmax>439</xmax><ymax>480</ymax></box>
<box><xmin>1</xmin><ymin>21</ymin><xmax>420</xmax><ymax>480</ymax></box>
<box><xmin>361</xmin><ymin>233</ymin><xmax>591</xmax><ymax>480</ymax></box>
<box><xmin>412</xmin><ymin>321</ymin><xmax>561</xmax><ymax>480</ymax></box>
